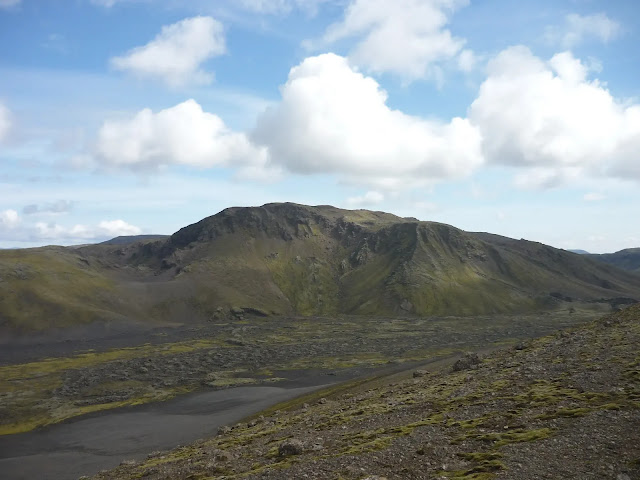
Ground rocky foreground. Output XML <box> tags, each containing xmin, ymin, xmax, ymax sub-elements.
<box><xmin>92</xmin><ymin>305</ymin><xmax>640</xmax><ymax>480</ymax></box>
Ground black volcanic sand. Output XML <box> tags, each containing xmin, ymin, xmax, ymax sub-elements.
<box><xmin>0</xmin><ymin>382</ymin><xmax>332</xmax><ymax>480</ymax></box>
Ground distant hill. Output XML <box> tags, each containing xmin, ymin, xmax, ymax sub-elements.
<box><xmin>588</xmin><ymin>248</ymin><xmax>640</xmax><ymax>274</ymax></box>
<box><xmin>569</xmin><ymin>249</ymin><xmax>590</xmax><ymax>254</ymax></box>
<box><xmin>100</xmin><ymin>235</ymin><xmax>169</xmax><ymax>245</ymax></box>
<box><xmin>1</xmin><ymin>203</ymin><xmax>639</xmax><ymax>332</ymax></box>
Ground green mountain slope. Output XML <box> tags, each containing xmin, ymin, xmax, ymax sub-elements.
<box><xmin>1</xmin><ymin>203</ymin><xmax>639</xmax><ymax>332</ymax></box>
<box><xmin>0</xmin><ymin>247</ymin><xmax>142</xmax><ymax>332</ymax></box>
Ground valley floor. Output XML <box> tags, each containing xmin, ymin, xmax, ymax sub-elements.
<box><xmin>0</xmin><ymin>306</ymin><xmax>627</xmax><ymax>479</ymax></box>
<box><xmin>90</xmin><ymin>305</ymin><xmax>640</xmax><ymax>480</ymax></box>
<box><xmin>0</xmin><ymin>309</ymin><xmax>604</xmax><ymax>437</ymax></box>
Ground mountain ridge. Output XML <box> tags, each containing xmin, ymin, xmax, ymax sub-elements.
<box><xmin>1</xmin><ymin>203</ymin><xmax>638</xmax><ymax>332</ymax></box>
<box><xmin>587</xmin><ymin>247</ymin><xmax>640</xmax><ymax>274</ymax></box>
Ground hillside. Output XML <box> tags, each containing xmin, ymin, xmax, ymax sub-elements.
<box><xmin>588</xmin><ymin>248</ymin><xmax>640</xmax><ymax>274</ymax></box>
<box><xmin>100</xmin><ymin>235</ymin><xmax>169</xmax><ymax>245</ymax></box>
<box><xmin>1</xmin><ymin>203</ymin><xmax>639</xmax><ymax>332</ymax></box>
<box><xmin>92</xmin><ymin>304</ymin><xmax>640</xmax><ymax>480</ymax></box>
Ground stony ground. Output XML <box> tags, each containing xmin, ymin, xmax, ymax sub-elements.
<box><xmin>91</xmin><ymin>304</ymin><xmax>640</xmax><ymax>480</ymax></box>
<box><xmin>0</xmin><ymin>309</ymin><xmax>600</xmax><ymax>436</ymax></box>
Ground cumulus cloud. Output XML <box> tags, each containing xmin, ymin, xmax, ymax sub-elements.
<box><xmin>346</xmin><ymin>190</ymin><xmax>384</xmax><ymax>208</ymax></box>
<box><xmin>0</xmin><ymin>102</ymin><xmax>11</xmax><ymax>142</ymax></box>
<box><xmin>95</xmin><ymin>99</ymin><xmax>268</xmax><ymax>171</ymax></box>
<box><xmin>316</xmin><ymin>0</ymin><xmax>470</xmax><ymax>80</ymax></box>
<box><xmin>546</xmin><ymin>13</ymin><xmax>621</xmax><ymax>48</ymax></box>
<box><xmin>0</xmin><ymin>210</ymin><xmax>20</xmax><ymax>229</ymax></box>
<box><xmin>110</xmin><ymin>16</ymin><xmax>226</xmax><ymax>87</ymax></box>
<box><xmin>469</xmin><ymin>46</ymin><xmax>640</xmax><ymax>186</ymax></box>
<box><xmin>253</xmin><ymin>53</ymin><xmax>483</xmax><ymax>188</ymax></box>
<box><xmin>0</xmin><ymin>206</ymin><xmax>140</xmax><ymax>244</ymax></box>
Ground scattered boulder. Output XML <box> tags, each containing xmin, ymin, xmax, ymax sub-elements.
<box><xmin>413</xmin><ymin>369</ymin><xmax>428</xmax><ymax>378</ymax></box>
<box><xmin>514</xmin><ymin>341</ymin><xmax>529</xmax><ymax>351</ymax></box>
<box><xmin>278</xmin><ymin>439</ymin><xmax>304</xmax><ymax>456</ymax></box>
<box><xmin>214</xmin><ymin>450</ymin><xmax>233</xmax><ymax>462</ymax></box>
<box><xmin>400</xmin><ymin>298</ymin><xmax>414</xmax><ymax>312</ymax></box>
<box><xmin>452</xmin><ymin>352</ymin><xmax>481</xmax><ymax>372</ymax></box>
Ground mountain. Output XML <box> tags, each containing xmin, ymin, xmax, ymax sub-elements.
<box><xmin>588</xmin><ymin>248</ymin><xmax>640</xmax><ymax>274</ymax></box>
<box><xmin>1</xmin><ymin>203</ymin><xmax>639</xmax><ymax>332</ymax></box>
<box><xmin>568</xmin><ymin>249</ymin><xmax>590</xmax><ymax>254</ymax></box>
<box><xmin>91</xmin><ymin>304</ymin><xmax>640</xmax><ymax>480</ymax></box>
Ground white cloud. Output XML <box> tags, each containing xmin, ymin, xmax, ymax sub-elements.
<box><xmin>583</xmin><ymin>192</ymin><xmax>606</xmax><ymax>202</ymax></box>
<box><xmin>35</xmin><ymin>219</ymin><xmax>141</xmax><ymax>241</ymax></box>
<box><xmin>95</xmin><ymin>99</ymin><xmax>268</xmax><ymax>171</ymax></box>
<box><xmin>547</xmin><ymin>13</ymin><xmax>621</xmax><ymax>48</ymax></box>
<box><xmin>469</xmin><ymin>46</ymin><xmax>640</xmax><ymax>186</ymax></box>
<box><xmin>0</xmin><ymin>205</ymin><xmax>140</xmax><ymax>244</ymax></box>
<box><xmin>0</xmin><ymin>210</ymin><xmax>20</xmax><ymax>229</ymax></box>
<box><xmin>0</xmin><ymin>0</ymin><xmax>21</xmax><ymax>8</ymax></box>
<box><xmin>316</xmin><ymin>0</ymin><xmax>470</xmax><ymax>81</ymax></box>
<box><xmin>457</xmin><ymin>48</ymin><xmax>477</xmax><ymax>72</ymax></box>
<box><xmin>110</xmin><ymin>16</ymin><xmax>226</xmax><ymax>87</ymax></box>
<box><xmin>0</xmin><ymin>102</ymin><xmax>11</xmax><ymax>142</ymax></box>
<box><xmin>346</xmin><ymin>190</ymin><xmax>384</xmax><ymax>208</ymax></box>
<box><xmin>96</xmin><ymin>219</ymin><xmax>142</xmax><ymax>237</ymax></box>
<box><xmin>253</xmin><ymin>53</ymin><xmax>483</xmax><ymax>188</ymax></box>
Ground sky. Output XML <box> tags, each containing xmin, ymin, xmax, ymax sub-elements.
<box><xmin>0</xmin><ymin>0</ymin><xmax>639</xmax><ymax>253</ymax></box>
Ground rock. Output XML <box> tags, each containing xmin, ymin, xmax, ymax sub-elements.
<box><xmin>413</xmin><ymin>369</ymin><xmax>428</xmax><ymax>378</ymax></box>
<box><xmin>278</xmin><ymin>439</ymin><xmax>304</xmax><ymax>456</ymax></box>
<box><xmin>452</xmin><ymin>352</ymin><xmax>481</xmax><ymax>372</ymax></box>
<box><xmin>217</xmin><ymin>425</ymin><xmax>231</xmax><ymax>435</ymax></box>
<box><xmin>214</xmin><ymin>450</ymin><xmax>233</xmax><ymax>462</ymax></box>
<box><xmin>400</xmin><ymin>298</ymin><xmax>413</xmax><ymax>312</ymax></box>
<box><xmin>616</xmin><ymin>474</ymin><xmax>631</xmax><ymax>480</ymax></box>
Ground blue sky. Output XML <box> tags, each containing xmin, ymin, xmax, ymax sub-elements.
<box><xmin>0</xmin><ymin>0</ymin><xmax>639</xmax><ymax>253</ymax></box>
